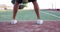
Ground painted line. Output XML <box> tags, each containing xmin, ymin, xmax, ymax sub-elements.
<box><xmin>41</xmin><ymin>11</ymin><xmax>60</xmax><ymax>19</ymax></box>
<box><xmin>0</xmin><ymin>20</ymin><xmax>60</xmax><ymax>22</ymax></box>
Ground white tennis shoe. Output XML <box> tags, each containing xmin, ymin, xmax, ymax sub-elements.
<box><xmin>10</xmin><ymin>20</ymin><xmax>17</xmax><ymax>24</ymax></box>
<box><xmin>37</xmin><ymin>20</ymin><xmax>44</xmax><ymax>25</ymax></box>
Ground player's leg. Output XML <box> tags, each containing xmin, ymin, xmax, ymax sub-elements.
<box><xmin>32</xmin><ymin>1</ymin><xmax>40</xmax><ymax>19</ymax></box>
<box><xmin>13</xmin><ymin>2</ymin><xmax>19</xmax><ymax>20</ymax></box>
<box><xmin>32</xmin><ymin>0</ymin><xmax>44</xmax><ymax>24</ymax></box>
<box><xmin>11</xmin><ymin>1</ymin><xmax>19</xmax><ymax>24</ymax></box>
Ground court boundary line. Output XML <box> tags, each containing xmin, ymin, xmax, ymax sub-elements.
<box><xmin>41</xmin><ymin>11</ymin><xmax>60</xmax><ymax>19</ymax></box>
<box><xmin>0</xmin><ymin>20</ymin><xmax>60</xmax><ymax>22</ymax></box>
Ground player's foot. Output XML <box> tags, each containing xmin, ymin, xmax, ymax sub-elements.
<box><xmin>10</xmin><ymin>20</ymin><xmax>17</xmax><ymax>24</ymax></box>
<box><xmin>37</xmin><ymin>20</ymin><xmax>44</xmax><ymax>25</ymax></box>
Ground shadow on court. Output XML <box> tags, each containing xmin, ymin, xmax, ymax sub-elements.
<box><xmin>0</xmin><ymin>20</ymin><xmax>60</xmax><ymax>32</ymax></box>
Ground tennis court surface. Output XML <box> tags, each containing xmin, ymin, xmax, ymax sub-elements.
<box><xmin>0</xmin><ymin>9</ymin><xmax>60</xmax><ymax>32</ymax></box>
<box><xmin>0</xmin><ymin>9</ymin><xmax>60</xmax><ymax>20</ymax></box>
<box><xmin>0</xmin><ymin>20</ymin><xmax>60</xmax><ymax>32</ymax></box>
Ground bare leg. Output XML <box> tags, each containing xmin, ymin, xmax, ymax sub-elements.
<box><xmin>11</xmin><ymin>2</ymin><xmax>19</xmax><ymax>24</ymax></box>
<box><xmin>32</xmin><ymin>1</ymin><xmax>40</xmax><ymax>19</ymax></box>
<box><xmin>13</xmin><ymin>2</ymin><xmax>19</xmax><ymax>20</ymax></box>
<box><xmin>32</xmin><ymin>1</ymin><xmax>43</xmax><ymax>24</ymax></box>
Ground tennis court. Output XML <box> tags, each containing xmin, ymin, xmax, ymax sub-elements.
<box><xmin>0</xmin><ymin>9</ymin><xmax>60</xmax><ymax>21</ymax></box>
<box><xmin>0</xmin><ymin>20</ymin><xmax>60</xmax><ymax>32</ymax></box>
<box><xmin>0</xmin><ymin>9</ymin><xmax>60</xmax><ymax>32</ymax></box>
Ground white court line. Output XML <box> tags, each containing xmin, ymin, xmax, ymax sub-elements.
<box><xmin>41</xmin><ymin>11</ymin><xmax>60</xmax><ymax>19</ymax></box>
<box><xmin>0</xmin><ymin>20</ymin><xmax>60</xmax><ymax>22</ymax></box>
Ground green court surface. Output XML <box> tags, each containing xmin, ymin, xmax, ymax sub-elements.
<box><xmin>0</xmin><ymin>9</ymin><xmax>60</xmax><ymax>21</ymax></box>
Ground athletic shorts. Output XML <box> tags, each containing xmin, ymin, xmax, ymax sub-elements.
<box><xmin>16</xmin><ymin>0</ymin><xmax>36</xmax><ymax>3</ymax></box>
